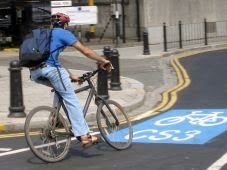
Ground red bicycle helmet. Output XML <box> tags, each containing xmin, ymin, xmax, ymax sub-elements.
<box><xmin>51</xmin><ymin>13</ymin><xmax>70</xmax><ymax>27</ymax></box>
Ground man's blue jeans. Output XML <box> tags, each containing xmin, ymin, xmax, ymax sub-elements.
<box><xmin>30</xmin><ymin>65</ymin><xmax>90</xmax><ymax>137</ymax></box>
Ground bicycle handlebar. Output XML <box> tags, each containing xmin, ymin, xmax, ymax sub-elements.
<box><xmin>71</xmin><ymin>69</ymin><xmax>100</xmax><ymax>83</ymax></box>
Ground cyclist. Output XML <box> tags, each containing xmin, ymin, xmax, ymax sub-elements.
<box><xmin>30</xmin><ymin>13</ymin><xmax>113</xmax><ymax>147</ymax></box>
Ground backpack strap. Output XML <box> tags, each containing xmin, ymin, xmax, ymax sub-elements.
<box><xmin>49</xmin><ymin>29</ymin><xmax>64</xmax><ymax>55</ymax></box>
<box><xmin>50</xmin><ymin>45</ymin><xmax>65</xmax><ymax>55</ymax></box>
<box><xmin>49</xmin><ymin>29</ymin><xmax>67</xmax><ymax>91</ymax></box>
<box><xmin>56</xmin><ymin>66</ymin><xmax>67</xmax><ymax>91</ymax></box>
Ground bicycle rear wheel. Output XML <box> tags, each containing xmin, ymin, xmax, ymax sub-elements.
<box><xmin>96</xmin><ymin>100</ymin><xmax>133</xmax><ymax>150</ymax></box>
<box><xmin>24</xmin><ymin>106</ymin><xmax>71</xmax><ymax>163</ymax></box>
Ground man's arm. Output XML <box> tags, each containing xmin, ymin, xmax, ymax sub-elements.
<box><xmin>72</xmin><ymin>41</ymin><xmax>113</xmax><ymax>72</ymax></box>
<box><xmin>62</xmin><ymin>41</ymin><xmax>113</xmax><ymax>82</ymax></box>
<box><xmin>59</xmin><ymin>58</ymin><xmax>79</xmax><ymax>81</ymax></box>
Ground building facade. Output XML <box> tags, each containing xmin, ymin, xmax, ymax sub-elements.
<box><xmin>1</xmin><ymin>0</ymin><xmax>227</xmax><ymax>46</ymax></box>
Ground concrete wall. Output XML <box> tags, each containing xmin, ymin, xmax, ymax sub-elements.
<box><xmin>142</xmin><ymin>0</ymin><xmax>227</xmax><ymax>44</ymax></box>
<box><xmin>142</xmin><ymin>0</ymin><xmax>227</xmax><ymax>27</ymax></box>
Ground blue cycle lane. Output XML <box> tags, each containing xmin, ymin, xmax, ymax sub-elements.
<box><xmin>132</xmin><ymin>50</ymin><xmax>227</xmax><ymax>145</ymax></box>
<box><xmin>131</xmin><ymin>109</ymin><xmax>227</xmax><ymax>144</ymax></box>
<box><xmin>115</xmin><ymin>50</ymin><xmax>227</xmax><ymax>146</ymax></box>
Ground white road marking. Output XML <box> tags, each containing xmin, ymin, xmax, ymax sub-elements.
<box><xmin>0</xmin><ymin>148</ymin><xmax>13</xmax><ymax>152</ymax></box>
<box><xmin>207</xmin><ymin>152</ymin><xmax>227</xmax><ymax>170</ymax></box>
<box><xmin>0</xmin><ymin>148</ymin><xmax>30</xmax><ymax>157</ymax></box>
<box><xmin>0</xmin><ymin>132</ymin><xmax>100</xmax><ymax>157</ymax></box>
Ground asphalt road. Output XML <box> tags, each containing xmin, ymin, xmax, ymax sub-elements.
<box><xmin>0</xmin><ymin>50</ymin><xmax>227</xmax><ymax>170</ymax></box>
<box><xmin>173</xmin><ymin>49</ymin><xmax>227</xmax><ymax>109</ymax></box>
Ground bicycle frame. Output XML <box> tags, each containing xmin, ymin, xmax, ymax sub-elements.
<box><xmin>75</xmin><ymin>79</ymin><xmax>97</xmax><ymax>117</ymax></box>
<box><xmin>54</xmin><ymin>76</ymin><xmax>119</xmax><ymax>128</ymax></box>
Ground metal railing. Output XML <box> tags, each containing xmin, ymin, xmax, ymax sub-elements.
<box><xmin>163</xmin><ymin>19</ymin><xmax>227</xmax><ymax>51</ymax></box>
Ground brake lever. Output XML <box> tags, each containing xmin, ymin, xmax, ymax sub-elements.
<box><xmin>78</xmin><ymin>77</ymin><xmax>84</xmax><ymax>85</ymax></box>
<box><xmin>71</xmin><ymin>77</ymin><xmax>83</xmax><ymax>83</ymax></box>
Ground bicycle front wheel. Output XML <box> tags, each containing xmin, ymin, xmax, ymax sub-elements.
<box><xmin>97</xmin><ymin>100</ymin><xmax>133</xmax><ymax>150</ymax></box>
<box><xmin>24</xmin><ymin>106</ymin><xmax>71</xmax><ymax>163</ymax></box>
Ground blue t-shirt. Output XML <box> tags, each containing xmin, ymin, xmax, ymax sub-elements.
<box><xmin>46</xmin><ymin>28</ymin><xmax>78</xmax><ymax>66</ymax></box>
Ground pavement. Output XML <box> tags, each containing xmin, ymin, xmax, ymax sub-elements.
<box><xmin>1</xmin><ymin>40</ymin><xmax>227</xmax><ymax>133</ymax></box>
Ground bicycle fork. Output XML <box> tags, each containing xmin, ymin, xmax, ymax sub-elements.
<box><xmin>99</xmin><ymin>99</ymin><xmax>119</xmax><ymax>127</ymax></box>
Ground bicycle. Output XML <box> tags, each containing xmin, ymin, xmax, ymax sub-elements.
<box><xmin>24</xmin><ymin>69</ymin><xmax>133</xmax><ymax>163</ymax></box>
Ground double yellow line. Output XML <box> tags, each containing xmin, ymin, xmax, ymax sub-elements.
<box><xmin>0</xmin><ymin>124</ymin><xmax>6</xmax><ymax>132</ymax></box>
<box><xmin>130</xmin><ymin>54</ymin><xmax>191</xmax><ymax>121</ymax></box>
<box><xmin>136</xmin><ymin>46</ymin><xmax>227</xmax><ymax>120</ymax></box>
<box><xmin>2</xmin><ymin>48</ymin><xmax>19</xmax><ymax>52</ymax></box>
<box><xmin>0</xmin><ymin>132</ymin><xmax>25</xmax><ymax>139</ymax></box>
<box><xmin>154</xmin><ymin>57</ymin><xmax>190</xmax><ymax>111</ymax></box>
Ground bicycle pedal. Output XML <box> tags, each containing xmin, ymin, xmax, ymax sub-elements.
<box><xmin>70</xmin><ymin>131</ymin><xmax>74</xmax><ymax>137</ymax></box>
<box><xmin>76</xmin><ymin>136</ymin><xmax>81</xmax><ymax>142</ymax></box>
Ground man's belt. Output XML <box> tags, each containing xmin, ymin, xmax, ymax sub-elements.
<box><xmin>29</xmin><ymin>63</ymin><xmax>48</xmax><ymax>71</ymax></box>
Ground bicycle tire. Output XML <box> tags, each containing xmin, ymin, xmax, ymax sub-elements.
<box><xmin>24</xmin><ymin>106</ymin><xmax>71</xmax><ymax>163</ymax></box>
<box><xmin>96</xmin><ymin>100</ymin><xmax>133</xmax><ymax>150</ymax></box>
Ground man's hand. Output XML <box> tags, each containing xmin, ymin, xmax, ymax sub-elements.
<box><xmin>100</xmin><ymin>60</ymin><xmax>113</xmax><ymax>72</ymax></box>
<box><xmin>70</xmin><ymin>74</ymin><xmax>80</xmax><ymax>83</ymax></box>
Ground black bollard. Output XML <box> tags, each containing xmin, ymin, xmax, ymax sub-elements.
<box><xmin>110</xmin><ymin>49</ymin><xmax>122</xmax><ymax>90</ymax></box>
<box><xmin>97</xmin><ymin>62</ymin><xmax>109</xmax><ymax>100</ymax></box>
<box><xmin>204</xmin><ymin>18</ymin><xmax>208</xmax><ymax>46</ymax></box>
<box><xmin>163</xmin><ymin>22</ymin><xmax>167</xmax><ymax>52</ymax></box>
<box><xmin>103</xmin><ymin>46</ymin><xmax>112</xmax><ymax>79</ymax></box>
<box><xmin>8</xmin><ymin>60</ymin><xmax>26</xmax><ymax>117</ymax></box>
<box><xmin>143</xmin><ymin>31</ymin><xmax>150</xmax><ymax>55</ymax></box>
<box><xmin>103</xmin><ymin>46</ymin><xmax>112</xmax><ymax>62</ymax></box>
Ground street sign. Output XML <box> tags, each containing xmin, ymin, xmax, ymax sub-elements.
<box><xmin>51</xmin><ymin>6</ymin><xmax>98</xmax><ymax>25</ymax></box>
<box><xmin>51</xmin><ymin>1</ymin><xmax>72</xmax><ymax>7</ymax></box>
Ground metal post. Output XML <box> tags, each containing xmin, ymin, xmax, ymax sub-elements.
<box><xmin>143</xmin><ymin>31</ymin><xmax>150</xmax><ymax>55</ymax></box>
<box><xmin>121</xmin><ymin>0</ymin><xmax>126</xmax><ymax>43</ymax></box>
<box><xmin>103</xmin><ymin>46</ymin><xmax>112</xmax><ymax>79</ymax></box>
<box><xmin>10</xmin><ymin>1</ymin><xmax>18</xmax><ymax>44</ymax></box>
<box><xmin>78</xmin><ymin>25</ymin><xmax>82</xmax><ymax>41</ymax></box>
<box><xmin>135</xmin><ymin>0</ymin><xmax>141</xmax><ymax>42</ymax></box>
<box><xmin>97</xmin><ymin>63</ymin><xmax>109</xmax><ymax>100</ymax></box>
<box><xmin>114</xmin><ymin>0</ymin><xmax>120</xmax><ymax>47</ymax></box>
<box><xmin>110</xmin><ymin>49</ymin><xmax>121</xmax><ymax>90</ymax></box>
<box><xmin>88</xmin><ymin>0</ymin><xmax>95</xmax><ymax>38</ymax></box>
<box><xmin>163</xmin><ymin>22</ymin><xmax>167</xmax><ymax>52</ymax></box>
<box><xmin>103</xmin><ymin>46</ymin><xmax>112</xmax><ymax>61</ymax></box>
<box><xmin>179</xmin><ymin>20</ymin><xmax>183</xmax><ymax>49</ymax></box>
<box><xmin>204</xmin><ymin>18</ymin><xmax>208</xmax><ymax>45</ymax></box>
<box><xmin>8</xmin><ymin>60</ymin><xmax>26</xmax><ymax>117</ymax></box>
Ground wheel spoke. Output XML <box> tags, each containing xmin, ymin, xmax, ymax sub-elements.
<box><xmin>97</xmin><ymin>100</ymin><xmax>133</xmax><ymax>150</ymax></box>
<box><xmin>24</xmin><ymin>106</ymin><xmax>71</xmax><ymax>162</ymax></box>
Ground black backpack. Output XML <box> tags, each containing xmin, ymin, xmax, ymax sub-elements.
<box><xmin>19</xmin><ymin>28</ymin><xmax>62</xmax><ymax>67</ymax></box>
